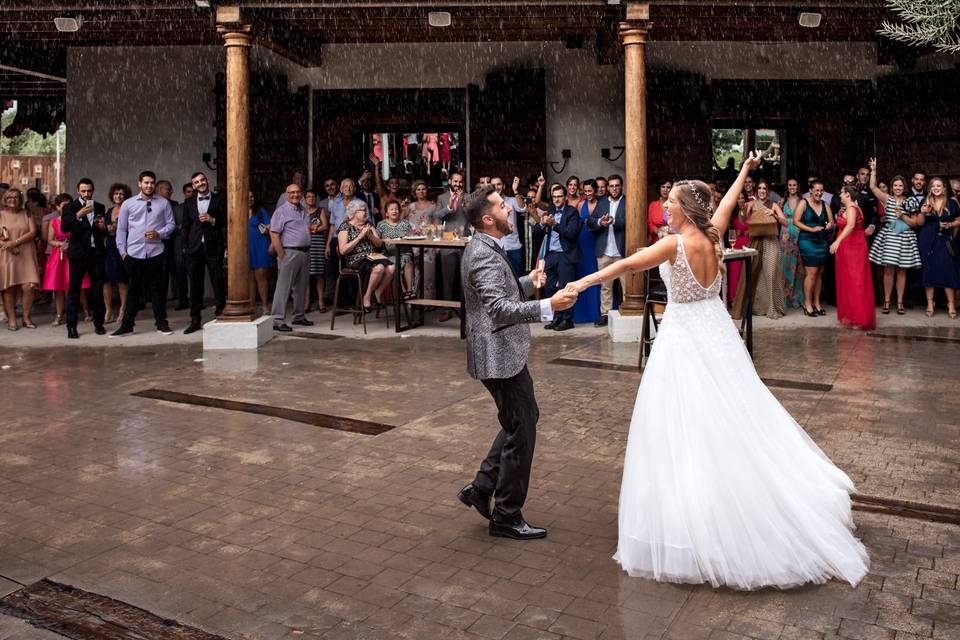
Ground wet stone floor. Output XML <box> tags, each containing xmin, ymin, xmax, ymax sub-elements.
<box><xmin>0</xmin><ymin>324</ymin><xmax>959</xmax><ymax>640</ymax></box>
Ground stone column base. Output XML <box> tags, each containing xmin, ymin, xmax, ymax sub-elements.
<box><xmin>607</xmin><ymin>309</ymin><xmax>642</xmax><ymax>343</ymax></box>
<box><xmin>203</xmin><ymin>315</ymin><xmax>274</xmax><ymax>350</ymax></box>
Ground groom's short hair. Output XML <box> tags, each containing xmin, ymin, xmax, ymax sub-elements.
<box><xmin>465</xmin><ymin>185</ymin><xmax>496</xmax><ymax>229</ymax></box>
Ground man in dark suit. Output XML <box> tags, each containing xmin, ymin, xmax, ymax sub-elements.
<box><xmin>180</xmin><ymin>171</ymin><xmax>226</xmax><ymax>334</ymax></box>
<box><xmin>534</xmin><ymin>183</ymin><xmax>581</xmax><ymax>331</ymax></box>
<box><xmin>172</xmin><ymin>182</ymin><xmax>194</xmax><ymax>310</ymax></box>
<box><xmin>586</xmin><ymin>174</ymin><xmax>626</xmax><ymax>326</ymax></box>
<box><xmin>60</xmin><ymin>178</ymin><xmax>107</xmax><ymax>339</ymax></box>
<box><xmin>156</xmin><ymin>180</ymin><xmax>187</xmax><ymax>311</ymax></box>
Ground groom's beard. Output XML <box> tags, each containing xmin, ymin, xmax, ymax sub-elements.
<box><xmin>495</xmin><ymin>218</ymin><xmax>513</xmax><ymax>236</ymax></box>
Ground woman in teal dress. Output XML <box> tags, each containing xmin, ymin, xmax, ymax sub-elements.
<box><xmin>779</xmin><ymin>179</ymin><xmax>805</xmax><ymax>309</ymax></box>
<box><xmin>794</xmin><ymin>182</ymin><xmax>834</xmax><ymax>317</ymax></box>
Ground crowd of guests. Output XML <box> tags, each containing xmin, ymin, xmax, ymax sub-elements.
<box><xmin>704</xmin><ymin>161</ymin><xmax>960</xmax><ymax>330</ymax></box>
<box><xmin>2</xmin><ymin>156</ymin><xmax>958</xmax><ymax>338</ymax></box>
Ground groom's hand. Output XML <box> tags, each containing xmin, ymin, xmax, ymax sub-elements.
<box><xmin>550</xmin><ymin>289</ymin><xmax>578</xmax><ymax>311</ymax></box>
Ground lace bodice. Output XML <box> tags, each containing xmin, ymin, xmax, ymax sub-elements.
<box><xmin>661</xmin><ymin>235</ymin><xmax>722</xmax><ymax>304</ymax></box>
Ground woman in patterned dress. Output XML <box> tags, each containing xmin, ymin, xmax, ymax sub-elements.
<box><xmin>376</xmin><ymin>199</ymin><xmax>414</xmax><ymax>297</ymax></box>
<box><xmin>779</xmin><ymin>179</ymin><xmax>806</xmax><ymax>310</ymax></box>
<box><xmin>305</xmin><ymin>189</ymin><xmax>329</xmax><ymax>313</ymax></box>
<box><xmin>405</xmin><ymin>180</ymin><xmax>438</xmax><ymax>298</ymax></box>
<box><xmin>866</xmin><ymin>159</ymin><xmax>922</xmax><ymax>315</ymax></box>
<box><xmin>733</xmin><ymin>180</ymin><xmax>787</xmax><ymax>319</ymax></box>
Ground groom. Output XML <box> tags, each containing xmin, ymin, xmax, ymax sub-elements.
<box><xmin>457</xmin><ymin>185</ymin><xmax>578</xmax><ymax>540</ymax></box>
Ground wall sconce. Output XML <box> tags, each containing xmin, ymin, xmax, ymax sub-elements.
<box><xmin>601</xmin><ymin>146</ymin><xmax>625</xmax><ymax>162</ymax></box>
<box><xmin>547</xmin><ymin>149</ymin><xmax>571</xmax><ymax>174</ymax></box>
<box><xmin>202</xmin><ymin>152</ymin><xmax>219</xmax><ymax>171</ymax></box>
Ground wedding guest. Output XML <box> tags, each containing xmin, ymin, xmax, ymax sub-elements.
<box><xmin>743</xmin><ymin>175</ymin><xmax>756</xmax><ymax>201</ymax></box>
<box><xmin>949</xmin><ymin>178</ymin><xmax>960</xmax><ymax>207</ymax></box>
<box><xmin>795</xmin><ymin>181</ymin><xmax>834</xmax><ymax>317</ymax></box>
<box><xmin>406</xmin><ymin>179</ymin><xmax>438</xmax><ymax>298</ymax></box>
<box><xmin>112</xmin><ymin>171</ymin><xmax>175</xmax><ymax>337</ymax></box>
<box><xmin>779</xmin><ymin>179</ymin><xmax>806</xmax><ymax>310</ymax></box>
<box><xmin>44</xmin><ymin>193</ymin><xmax>90</xmax><ymax>327</ymax></box>
<box><xmin>535</xmin><ymin>183</ymin><xmax>581</xmax><ymax>331</ymax></box>
<box><xmin>909</xmin><ymin>170</ymin><xmax>927</xmax><ymax>199</ymax></box>
<box><xmin>370</xmin><ymin>154</ymin><xmax>401</xmax><ymax>206</ymax></box>
<box><xmin>733</xmin><ymin>180</ymin><xmax>787</xmax><ymax>319</ymax></box>
<box><xmin>855</xmin><ymin>165</ymin><xmax>878</xmax><ymax>241</ymax></box>
<box><xmin>647</xmin><ymin>179</ymin><xmax>672</xmax><ymax>244</ymax></box>
<box><xmin>357</xmin><ymin>169</ymin><xmax>381</xmax><ymax>225</ymax></box>
<box><xmin>270</xmin><ymin>184</ymin><xmax>313</xmax><ymax>332</ymax></box>
<box><xmin>60</xmin><ymin>178</ymin><xmax>107</xmax><ymax>338</ymax></box>
<box><xmin>325</xmin><ymin>178</ymin><xmax>361</xmax><ymax>305</ymax></box>
<box><xmin>831</xmin><ymin>186</ymin><xmax>876</xmax><ymax>330</ymax></box>
<box><xmin>436</xmin><ymin>171</ymin><xmax>469</xmax><ymax>321</ymax></box>
<box><xmin>181</xmin><ymin>171</ymin><xmax>226</xmax><ymax>334</ymax></box>
<box><xmin>156</xmin><ymin>180</ymin><xmax>182</xmax><ymax>307</ymax></box>
<box><xmin>103</xmin><ymin>183</ymin><xmax>131</xmax><ymax>324</ymax></box>
<box><xmin>565</xmin><ymin>176</ymin><xmax>582</xmax><ymax>210</ymax></box>
<box><xmin>377</xmin><ymin>199</ymin><xmax>414</xmax><ymax>296</ymax></box>
<box><xmin>0</xmin><ymin>189</ymin><xmax>40</xmax><ymax>330</ymax></box>
<box><xmin>803</xmin><ymin>172</ymin><xmax>834</xmax><ymax>207</ymax></box>
<box><xmin>247</xmin><ymin>191</ymin><xmax>274</xmax><ymax>317</ymax></box>
<box><xmin>573</xmin><ymin>179</ymin><xmax>601</xmax><ymax>326</ymax></box>
<box><xmin>916</xmin><ymin>177</ymin><xmax>960</xmax><ymax>318</ymax></box>
<box><xmin>170</xmin><ymin>183</ymin><xmax>192</xmax><ymax>311</ymax></box>
<box><xmin>587</xmin><ymin>174</ymin><xmax>626</xmax><ymax>326</ymax></box>
<box><xmin>866</xmin><ymin>159</ymin><xmax>922</xmax><ymax>315</ymax></box>
<box><xmin>595</xmin><ymin>177</ymin><xmax>608</xmax><ymax>199</ymax></box>
<box><xmin>491</xmin><ymin>176</ymin><xmax>525</xmax><ymax>277</ymax></box>
<box><xmin>276</xmin><ymin>167</ymin><xmax>306</xmax><ymax>210</ymax></box>
<box><xmin>726</xmin><ymin>191</ymin><xmax>751</xmax><ymax>298</ymax></box>
<box><xmin>338</xmin><ymin>200</ymin><xmax>394</xmax><ymax>313</ymax></box>
<box><xmin>305</xmin><ymin>190</ymin><xmax>328</xmax><ymax>313</ymax></box>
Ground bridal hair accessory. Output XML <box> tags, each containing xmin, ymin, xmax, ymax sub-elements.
<box><xmin>685</xmin><ymin>180</ymin><xmax>709</xmax><ymax>211</ymax></box>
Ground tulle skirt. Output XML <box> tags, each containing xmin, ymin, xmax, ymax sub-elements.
<box><xmin>615</xmin><ymin>295</ymin><xmax>869</xmax><ymax>590</ymax></box>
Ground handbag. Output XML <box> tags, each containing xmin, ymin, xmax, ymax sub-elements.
<box><xmin>746</xmin><ymin>216</ymin><xmax>778</xmax><ymax>238</ymax></box>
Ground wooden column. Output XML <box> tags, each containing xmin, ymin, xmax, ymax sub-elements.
<box><xmin>619</xmin><ymin>8</ymin><xmax>650</xmax><ymax>316</ymax></box>
<box><xmin>219</xmin><ymin>28</ymin><xmax>255</xmax><ymax>321</ymax></box>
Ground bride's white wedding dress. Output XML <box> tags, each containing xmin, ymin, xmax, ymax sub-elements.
<box><xmin>614</xmin><ymin>235</ymin><xmax>869</xmax><ymax>590</ymax></box>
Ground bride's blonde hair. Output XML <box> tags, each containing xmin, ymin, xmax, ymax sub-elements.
<box><xmin>672</xmin><ymin>179</ymin><xmax>725</xmax><ymax>273</ymax></box>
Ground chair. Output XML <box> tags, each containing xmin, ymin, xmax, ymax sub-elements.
<box><xmin>330</xmin><ymin>260</ymin><xmax>366</xmax><ymax>334</ymax></box>
<box><xmin>640</xmin><ymin>270</ymin><xmax>668</xmax><ymax>368</ymax></box>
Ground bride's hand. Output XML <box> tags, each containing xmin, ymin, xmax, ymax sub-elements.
<box><xmin>564</xmin><ymin>279</ymin><xmax>587</xmax><ymax>294</ymax></box>
<box><xmin>743</xmin><ymin>150</ymin><xmax>762</xmax><ymax>172</ymax></box>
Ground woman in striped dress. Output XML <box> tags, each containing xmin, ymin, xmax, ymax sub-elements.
<box><xmin>305</xmin><ymin>189</ymin><xmax>329</xmax><ymax>313</ymax></box>
<box><xmin>866</xmin><ymin>159</ymin><xmax>921</xmax><ymax>315</ymax></box>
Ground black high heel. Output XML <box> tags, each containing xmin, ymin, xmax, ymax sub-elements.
<box><xmin>882</xmin><ymin>301</ymin><xmax>891</xmax><ymax>315</ymax></box>
<box><xmin>803</xmin><ymin>307</ymin><xmax>818</xmax><ymax>317</ymax></box>
<box><xmin>816</xmin><ymin>307</ymin><xmax>826</xmax><ymax>316</ymax></box>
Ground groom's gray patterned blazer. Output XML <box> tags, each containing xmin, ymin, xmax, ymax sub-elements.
<box><xmin>461</xmin><ymin>232</ymin><xmax>543</xmax><ymax>381</ymax></box>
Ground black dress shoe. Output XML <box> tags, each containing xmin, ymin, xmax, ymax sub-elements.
<box><xmin>544</xmin><ymin>320</ymin><xmax>557</xmax><ymax>330</ymax></box>
<box><xmin>292</xmin><ymin>318</ymin><xmax>314</xmax><ymax>326</ymax></box>
<box><xmin>67</xmin><ymin>326</ymin><xmax>79</xmax><ymax>339</ymax></box>
<box><xmin>553</xmin><ymin>319</ymin><xmax>574</xmax><ymax>332</ymax></box>
<box><xmin>594</xmin><ymin>315</ymin><xmax>608</xmax><ymax>327</ymax></box>
<box><xmin>110</xmin><ymin>324</ymin><xmax>134</xmax><ymax>338</ymax></box>
<box><xmin>94</xmin><ymin>325</ymin><xmax>106</xmax><ymax>335</ymax></box>
<box><xmin>489</xmin><ymin>518</ymin><xmax>547</xmax><ymax>540</ymax></box>
<box><xmin>274</xmin><ymin>323</ymin><xmax>293</xmax><ymax>332</ymax></box>
<box><xmin>184</xmin><ymin>322</ymin><xmax>202</xmax><ymax>335</ymax></box>
<box><xmin>457</xmin><ymin>483</ymin><xmax>492</xmax><ymax>520</ymax></box>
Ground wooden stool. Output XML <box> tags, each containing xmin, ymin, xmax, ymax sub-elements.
<box><xmin>330</xmin><ymin>262</ymin><xmax>366</xmax><ymax>334</ymax></box>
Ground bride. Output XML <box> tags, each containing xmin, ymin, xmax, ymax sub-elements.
<box><xmin>565</xmin><ymin>152</ymin><xmax>869</xmax><ymax>590</ymax></box>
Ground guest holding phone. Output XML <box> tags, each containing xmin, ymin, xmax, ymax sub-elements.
<box><xmin>60</xmin><ymin>178</ymin><xmax>108</xmax><ymax>338</ymax></box>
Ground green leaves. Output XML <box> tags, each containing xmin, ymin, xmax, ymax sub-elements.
<box><xmin>879</xmin><ymin>0</ymin><xmax>960</xmax><ymax>53</ymax></box>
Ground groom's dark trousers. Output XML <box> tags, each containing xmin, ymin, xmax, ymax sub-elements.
<box><xmin>475</xmin><ymin>366</ymin><xmax>539</xmax><ymax>522</ymax></box>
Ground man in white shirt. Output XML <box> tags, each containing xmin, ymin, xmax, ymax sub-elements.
<box><xmin>586</xmin><ymin>175</ymin><xmax>627</xmax><ymax>327</ymax></box>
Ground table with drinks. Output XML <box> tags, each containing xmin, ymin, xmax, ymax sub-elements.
<box><xmin>386</xmin><ymin>226</ymin><xmax>469</xmax><ymax>338</ymax></box>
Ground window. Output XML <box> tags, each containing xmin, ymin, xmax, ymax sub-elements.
<box><xmin>712</xmin><ymin>127</ymin><xmax>787</xmax><ymax>190</ymax></box>
<box><xmin>34</xmin><ymin>164</ymin><xmax>42</xmax><ymax>174</ymax></box>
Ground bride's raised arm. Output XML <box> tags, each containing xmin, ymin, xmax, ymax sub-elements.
<box><xmin>565</xmin><ymin>235</ymin><xmax>678</xmax><ymax>293</ymax></box>
<box><xmin>712</xmin><ymin>150</ymin><xmax>761</xmax><ymax>236</ymax></box>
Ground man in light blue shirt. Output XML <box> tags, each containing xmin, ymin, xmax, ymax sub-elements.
<box><xmin>111</xmin><ymin>171</ymin><xmax>176</xmax><ymax>337</ymax></box>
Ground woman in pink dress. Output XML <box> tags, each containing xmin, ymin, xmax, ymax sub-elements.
<box><xmin>831</xmin><ymin>186</ymin><xmax>876</xmax><ymax>330</ymax></box>
<box><xmin>437</xmin><ymin>133</ymin><xmax>452</xmax><ymax>174</ymax></box>
<box><xmin>42</xmin><ymin>197</ymin><xmax>90</xmax><ymax>325</ymax></box>
<box><xmin>726</xmin><ymin>191</ymin><xmax>751</xmax><ymax>299</ymax></box>
<box><xmin>422</xmin><ymin>133</ymin><xmax>439</xmax><ymax>166</ymax></box>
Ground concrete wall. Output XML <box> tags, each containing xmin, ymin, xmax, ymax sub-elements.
<box><xmin>66</xmin><ymin>45</ymin><xmax>223</xmax><ymax>198</ymax></box>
